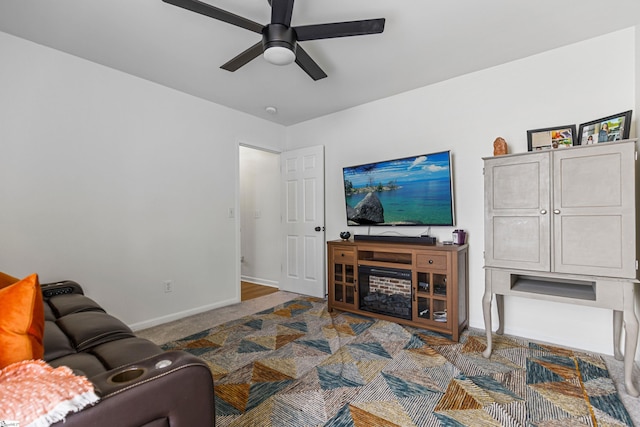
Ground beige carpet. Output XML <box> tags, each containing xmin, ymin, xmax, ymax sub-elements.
<box><xmin>136</xmin><ymin>291</ymin><xmax>640</xmax><ymax>425</ymax></box>
<box><xmin>137</xmin><ymin>291</ymin><xmax>301</xmax><ymax>344</ymax></box>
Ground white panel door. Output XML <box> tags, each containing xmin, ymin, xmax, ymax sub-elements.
<box><xmin>280</xmin><ymin>146</ymin><xmax>325</xmax><ymax>297</ymax></box>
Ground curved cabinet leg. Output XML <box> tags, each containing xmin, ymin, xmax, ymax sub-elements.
<box><xmin>622</xmin><ymin>283</ymin><xmax>639</xmax><ymax>397</ymax></box>
<box><xmin>482</xmin><ymin>270</ymin><xmax>493</xmax><ymax>359</ymax></box>
<box><xmin>613</xmin><ymin>310</ymin><xmax>623</xmax><ymax>361</ymax></box>
<box><xmin>496</xmin><ymin>294</ymin><xmax>505</xmax><ymax>335</ymax></box>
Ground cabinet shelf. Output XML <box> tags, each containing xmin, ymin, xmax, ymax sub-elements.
<box><xmin>511</xmin><ymin>275</ymin><xmax>596</xmax><ymax>301</ymax></box>
<box><xmin>358</xmin><ymin>250</ymin><xmax>412</xmax><ymax>265</ymax></box>
<box><xmin>357</xmin><ymin>260</ymin><xmax>412</xmax><ymax>270</ymax></box>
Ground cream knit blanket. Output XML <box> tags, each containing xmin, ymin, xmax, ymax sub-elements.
<box><xmin>0</xmin><ymin>359</ymin><xmax>99</xmax><ymax>427</ymax></box>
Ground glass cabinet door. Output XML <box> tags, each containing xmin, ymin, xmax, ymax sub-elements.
<box><xmin>345</xmin><ymin>284</ymin><xmax>355</xmax><ymax>305</ymax></box>
<box><xmin>417</xmin><ymin>272</ymin><xmax>430</xmax><ymax>293</ymax></box>
<box><xmin>414</xmin><ymin>271</ymin><xmax>448</xmax><ymax>325</ymax></box>
<box><xmin>334</xmin><ymin>281</ymin><xmax>344</xmax><ymax>303</ymax></box>
<box><xmin>331</xmin><ymin>250</ymin><xmax>356</xmax><ymax>309</ymax></box>
<box><xmin>417</xmin><ymin>296</ymin><xmax>430</xmax><ymax>321</ymax></box>
<box><xmin>345</xmin><ymin>265</ymin><xmax>355</xmax><ymax>284</ymax></box>
<box><xmin>433</xmin><ymin>274</ymin><xmax>447</xmax><ymax>296</ymax></box>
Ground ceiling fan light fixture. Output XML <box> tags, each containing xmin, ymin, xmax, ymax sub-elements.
<box><xmin>264</xmin><ymin>46</ymin><xmax>295</xmax><ymax>65</ymax></box>
<box><xmin>164</xmin><ymin>0</ymin><xmax>386</xmax><ymax>80</ymax></box>
<box><xmin>262</xmin><ymin>24</ymin><xmax>296</xmax><ymax>66</ymax></box>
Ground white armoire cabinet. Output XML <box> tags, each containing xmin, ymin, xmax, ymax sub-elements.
<box><xmin>482</xmin><ymin>139</ymin><xmax>639</xmax><ymax>397</ymax></box>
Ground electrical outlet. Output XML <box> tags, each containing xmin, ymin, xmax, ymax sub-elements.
<box><xmin>163</xmin><ymin>280</ymin><xmax>173</xmax><ymax>293</ymax></box>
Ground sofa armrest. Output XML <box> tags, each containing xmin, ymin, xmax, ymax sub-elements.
<box><xmin>41</xmin><ymin>280</ymin><xmax>84</xmax><ymax>298</ymax></box>
<box><xmin>53</xmin><ymin>350</ymin><xmax>215</xmax><ymax>427</ymax></box>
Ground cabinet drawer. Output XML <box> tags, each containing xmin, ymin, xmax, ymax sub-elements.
<box><xmin>333</xmin><ymin>248</ymin><xmax>355</xmax><ymax>263</ymax></box>
<box><xmin>416</xmin><ymin>253</ymin><xmax>447</xmax><ymax>270</ymax></box>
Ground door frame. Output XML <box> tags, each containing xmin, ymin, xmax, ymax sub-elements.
<box><xmin>235</xmin><ymin>140</ymin><xmax>283</xmax><ymax>302</ymax></box>
<box><xmin>235</xmin><ymin>141</ymin><xmax>326</xmax><ymax>301</ymax></box>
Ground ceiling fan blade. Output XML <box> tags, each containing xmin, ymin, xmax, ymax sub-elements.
<box><xmin>220</xmin><ymin>41</ymin><xmax>264</xmax><ymax>71</ymax></box>
<box><xmin>271</xmin><ymin>0</ymin><xmax>294</xmax><ymax>26</ymax></box>
<box><xmin>295</xmin><ymin>46</ymin><xmax>327</xmax><ymax>81</ymax></box>
<box><xmin>295</xmin><ymin>18</ymin><xmax>385</xmax><ymax>41</ymax></box>
<box><xmin>162</xmin><ymin>0</ymin><xmax>263</xmax><ymax>34</ymax></box>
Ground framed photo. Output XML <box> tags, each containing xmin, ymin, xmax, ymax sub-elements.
<box><xmin>578</xmin><ymin>110</ymin><xmax>632</xmax><ymax>145</ymax></box>
<box><xmin>527</xmin><ymin>125</ymin><xmax>577</xmax><ymax>151</ymax></box>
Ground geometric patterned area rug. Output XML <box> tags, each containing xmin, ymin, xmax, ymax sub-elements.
<box><xmin>161</xmin><ymin>297</ymin><xmax>633</xmax><ymax>427</ymax></box>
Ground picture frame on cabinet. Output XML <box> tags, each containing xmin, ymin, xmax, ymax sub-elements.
<box><xmin>527</xmin><ymin>124</ymin><xmax>577</xmax><ymax>151</ymax></box>
<box><xmin>577</xmin><ymin>110</ymin><xmax>632</xmax><ymax>145</ymax></box>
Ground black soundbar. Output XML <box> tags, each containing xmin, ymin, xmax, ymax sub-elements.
<box><xmin>353</xmin><ymin>235</ymin><xmax>437</xmax><ymax>245</ymax></box>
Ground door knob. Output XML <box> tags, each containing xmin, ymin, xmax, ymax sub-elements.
<box><xmin>553</xmin><ymin>209</ymin><xmax>561</xmax><ymax>214</ymax></box>
<box><xmin>540</xmin><ymin>209</ymin><xmax>547</xmax><ymax>215</ymax></box>
<box><xmin>314</xmin><ymin>226</ymin><xmax>325</xmax><ymax>232</ymax></box>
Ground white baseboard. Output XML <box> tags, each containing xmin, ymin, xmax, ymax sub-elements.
<box><xmin>240</xmin><ymin>276</ymin><xmax>279</xmax><ymax>288</ymax></box>
<box><xmin>129</xmin><ymin>296</ymin><xmax>240</xmax><ymax>331</ymax></box>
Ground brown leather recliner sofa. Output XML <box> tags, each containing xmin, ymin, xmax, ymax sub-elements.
<box><xmin>42</xmin><ymin>280</ymin><xmax>215</xmax><ymax>427</ymax></box>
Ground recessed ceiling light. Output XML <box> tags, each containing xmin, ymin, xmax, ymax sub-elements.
<box><xmin>265</xmin><ymin>106</ymin><xmax>278</xmax><ymax>115</ymax></box>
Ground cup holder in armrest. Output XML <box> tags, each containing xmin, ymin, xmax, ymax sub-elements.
<box><xmin>108</xmin><ymin>367</ymin><xmax>146</xmax><ymax>384</ymax></box>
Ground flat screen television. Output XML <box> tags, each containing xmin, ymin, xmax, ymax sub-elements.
<box><xmin>342</xmin><ymin>150</ymin><xmax>455</xmax><ymax>226</ymax></box>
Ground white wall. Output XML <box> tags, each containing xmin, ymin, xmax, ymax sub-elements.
<box><xmin>239</xmin><ymin>146</ymin><xmax>281</xmax><ymax>287</ymax></box>
<box><xmin>2</xmin><ymin>25</ymin><xmax>639</xmax><ymax>359</ymax></box>
<box><xmin>286</xmin><ymin>27</ymin><xmax>638</xmax><ymax>358</ymax></box>
<box><xmin>0</xmin><ymin>31</ymin><xmax>286</xmax><ymax>329</ymax></box>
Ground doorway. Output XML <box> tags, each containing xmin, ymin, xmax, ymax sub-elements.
<box><xmin>237</xmin><ymin>144</ymin><xmax>326</xmax><ymax>300</ymax></box>
<box><xmin>238</xmin><ymin>145</ymin><xmax>281</xmax><ymax>294</ymax></box>
<box><xmin>241</xmin><ymin>281</ymin><xmax>279</xmax><ymax>301</ymax></box>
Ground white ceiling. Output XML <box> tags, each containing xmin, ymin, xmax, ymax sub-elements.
<box><xmin>1</xmin><ymin>0</ymin><xmax>639</xmax><ymax>126</ymax></box>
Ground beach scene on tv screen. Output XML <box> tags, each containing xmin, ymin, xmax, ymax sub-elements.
<box><xmin>343</xmin><ymin>151</ymin><xmax>454</xmax><ymax>226</ymax></box>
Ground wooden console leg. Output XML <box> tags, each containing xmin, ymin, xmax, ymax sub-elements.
<box><xmin>622</xmin><ymin>283</ymin><xmax>639</xmax><ymax>397</ymax></box>
<box><xmin>613</xmin><ymin>310</ymin><xmax>624</xmax><ymax>361</ymax></box>
<box><xmin>482</xmin><ymin>270</ymin><xmax>493</xmax><ymax>359</ymax></box>
<box><xmin>496</xmin><ymin>294</ymin><xmax>504</xmax><ymax>335</ymax></box>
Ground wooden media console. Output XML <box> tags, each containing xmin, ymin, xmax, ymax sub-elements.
<box><xmin>327</xmin><ymin>239</ymin><xmax>469</xmax><ymax>341</ymax></box>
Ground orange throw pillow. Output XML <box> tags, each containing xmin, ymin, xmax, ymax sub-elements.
<box><xmin>0</xmin><ymin>271</ymin><xmax>19</xmax><ymax>289</ymax></box>
<box><xmin>0</xmin><ymin>274</ymin><xmax>45</xmax><ymax>368</ymax></box>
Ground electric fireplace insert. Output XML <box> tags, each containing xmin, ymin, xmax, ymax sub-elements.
<box><xmin>358</xmin><ymin>265</ymin><xmax>412</xmax><ymax>320</ymax></box>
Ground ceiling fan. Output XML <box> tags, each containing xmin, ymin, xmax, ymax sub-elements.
<box><xmin>162</xmin><ymin>0</ymin><xmax>386</xmax><ymax>80</ymax></box>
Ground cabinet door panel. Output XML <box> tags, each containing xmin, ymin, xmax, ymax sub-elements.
<box><xmin>491</xmin><ymin>216</ymin><xmax>543</xmax><ymax>264</ymax></box>
<box><xmin>492</xmin><ymin>162</ymin><xmax>543</xmax><ymax>209</ymax></box>
<box><xmin>559</xmin><ymin>215</ymin><xmax>622</xmax><ymax>269</ymax></box>
<box><xmin>553</xmin><ymin>143</ymin><xmax>636</xmax><ymax>277</ymax></box>
<box><xmin>558</xmin><ymin>152</ymin><xmax>622</xmax><ymax>207</ymax></box>
<box><xmin>484</xmin><ymin>153</ymin><xmax>550</xmax><ymax>271</ymax></box>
